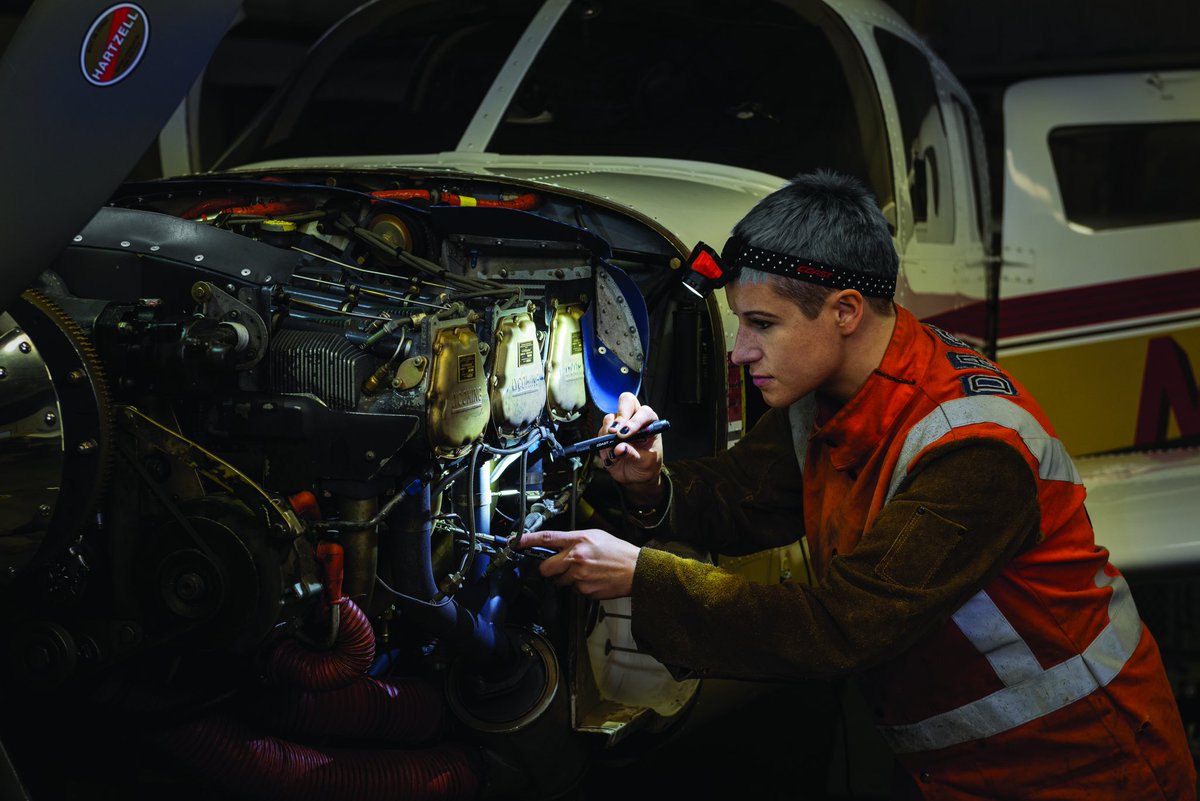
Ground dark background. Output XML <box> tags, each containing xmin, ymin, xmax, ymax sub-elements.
<box><xmin>2</xmin><ymin>0</ymin><xmax>1198</xmax><ymax>175</ymax></box>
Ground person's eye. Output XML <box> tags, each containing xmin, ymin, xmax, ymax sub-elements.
<box><xmin>751</xmin><ymin>319</ymin><xmax>774</xmax><ymax>331</ymax></box>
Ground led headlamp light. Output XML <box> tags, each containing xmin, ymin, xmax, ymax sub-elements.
<box><xmin>680</xmin><ymin>240</ymin><xmax>739</xmax><ymax>299</ymax></box>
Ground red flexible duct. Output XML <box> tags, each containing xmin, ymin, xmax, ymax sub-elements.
<box><xmin>267</xmin><ymin>674</ymin><xmax>446</xmax><ymax>745</ymax></box>
<box><xmin>270</xmin><ymin>597</ymin><xmax>375</xmax><ymax>691</ymax></box>
<box><xmin>157</xmin><ymin>558</ymin><xmax>481</xmax><ymax>799</ymax></box>
<box><xmin>158</xmin><ymin>716</ymin><xmax>481</xmax><ymax>801</ymax></box>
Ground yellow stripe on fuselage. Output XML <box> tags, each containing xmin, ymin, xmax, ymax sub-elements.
<box><xmin>999</xmin><ymin>321</ymin><xmax>1200</xmax><ymax>456</ymax></box>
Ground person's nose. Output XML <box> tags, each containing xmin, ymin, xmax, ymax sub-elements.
<box><xmin>730</xmin><ymin>327</ymin><xmax>761</xmax><ymax>366</ymax></box>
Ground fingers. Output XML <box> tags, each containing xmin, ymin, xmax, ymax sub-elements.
<box><xmin>624</xmin><ymin>404</ymin><xmax>659</xmax><ymax>436</ymax></box>
<box><xmin>613</xmin><ymin>441</ymin><xmax>641</xmax><ymax>461</ymax></box>
<box><xmin>510</xmin><ymin>528</ymin><xmax>636</xmax><ymax>600</ymax></box>
<box><xmin>597</xmin><ymin>396</ymin><xmax>654</xmax><ymax>472</ymax></box>
<box><xmin>546</xmin><ymin>545</ymin><xmax>585</xmax><ymax>585</ymax></box>
<box><xmin>515</xmin><ymin>530</ymin><xmax>574</xmax><ymax>579</ymax></box>
<box><xmin>516</xmin><ymin>529</ymin><xmax>573</xmax><ymax>551</ymax></box>
<box><xmin>537</xmin><ymin>542</ymin><xmax>580</xmax><ymax>583</ymax></box>
<box><xmin>598</xmin><ymin>412</ymin><xmax>617</xmax><ymax>437</ymax></box>
<box><xmin>616</xmin><ymin>391</ymin><xmax>641</xmax><ymax>420</ymax></box>
<box><xmin>595</xmin><ymin>441</ymin><xmax>638</xmax><ymax>467</ymax></box>
<box><xmin>607</xmin><ymin>399</ymin><xmax>659</xmax><ymax>439</ymax></box>
<box><xmin>543</xmin><ymin>551</ymin><xmax>572</xmax><ymax>579</ymax></box>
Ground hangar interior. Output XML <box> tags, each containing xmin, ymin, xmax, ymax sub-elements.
<box><xmin>5</xmin><ymin>0</ymin><xmax>1197</xmax><ymax>204</ymax></box>
<box><xmin>1</xmin><ymin>2</ymin><xmax>1198</xmax><ymax>800</ymax></box>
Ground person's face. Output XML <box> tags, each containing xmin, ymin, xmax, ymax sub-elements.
<box><xmin>725</xmin><ymin>280</ymin><xmax>845</xmax><ymax>408</ymax></box>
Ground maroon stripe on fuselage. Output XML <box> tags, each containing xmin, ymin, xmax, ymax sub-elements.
<box><xmin>923</xmin><ymin>267</ymin><xmax>1200</xmax><ymax>340</ymax></box>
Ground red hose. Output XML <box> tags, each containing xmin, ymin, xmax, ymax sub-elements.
<box><xmin>371</xmin><ymin>189</ymin><xmax>432</xmax><ymax>202</ymax></box>
<box><xmin>288</xmin><ymin>491</ymin><xmax>323</xmax><ymax>521</ymax></box>
<box><xmin>445</xmin><ymin>191</ymin><xmax>539</xmax><ymax>210</ymax></box>
<box><xmin>180</xmin><ymin>198</ymin><xmax>311</xmax><ymax>219</ymax></box>
<box><xmin>316</xmin><ymin>541</ymin><xmax>345</xmax><ymax>606</ymax></box>
<box><xmin>179</xmin><ymin>196</ymin><xmax>250</xmax><ymax>218</ymax></box>
<box><xmin>268</xmin><ymin>674</ymin><xmax>445</xmax><ymax>745</ymax></box>
<box><xmin>270</xmin><ymin>597</ymin><xmax>375</xmax><ymax>691</ymax></box>
<box><xmin>371</xmin><ymin>188</ymin><xmax>540</xmax><ymax>210</ymax></box>
<box><xmin>158</xmin><ymin>716</ymin><xmax>481</xmax><ymax>801</ymax></box>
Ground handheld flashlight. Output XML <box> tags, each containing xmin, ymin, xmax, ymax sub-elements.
<box><xmin>549</xmin><ymin>419</ymin><xmax>671</xmax><ymax>461</ymax></box>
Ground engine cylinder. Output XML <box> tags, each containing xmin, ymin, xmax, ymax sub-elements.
<box><xmin>427</xmin><ymin>321</ymin><xmax>489</xmax><ymax>458</ymax></box>
<box><xmin>544</xmin><ymin>304</ymin><xmax>586</xmax><ymax>422</ymax></box>
<box><xmin>488</xmin><ymin>309</ymin><xmax>546</xmax><ymax>437</ymax></box>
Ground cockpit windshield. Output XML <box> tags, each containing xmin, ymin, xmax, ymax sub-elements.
<box><xmin>489</xmin><ymin>0</ymin><xmax>873</xmax><ymax>180</ymax></box>
<box><xmin>219</xmin><ymin>0</ymin><xmax>884</xmax><ymax>191</ymax></box>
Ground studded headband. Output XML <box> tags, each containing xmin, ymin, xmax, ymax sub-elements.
<box><xmin>722</xmin><ymin>236</ymin><xmax>896</xmax><ymax>298</ymax></box>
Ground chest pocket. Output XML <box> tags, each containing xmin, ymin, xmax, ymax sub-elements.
<box><xmin>875</xmin><ymin>505</ymin><xmax>964</xmax><ymax>588</ymax></box>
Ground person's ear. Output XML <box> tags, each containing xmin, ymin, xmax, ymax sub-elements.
<box><xmin>831</xmin><ymin>289</ymin><xmax>864</xmax><ymax>335</ymax></box>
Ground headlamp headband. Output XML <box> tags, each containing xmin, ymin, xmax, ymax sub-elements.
<box><xmin>723</xmin><ymin>236</ymin><xmax>896</xmax><ymax>298</ymax></box>
<box><xmin>681</xmin><ymin>236</ymin><xmax>896</xmax><ymax>299</ymax></box>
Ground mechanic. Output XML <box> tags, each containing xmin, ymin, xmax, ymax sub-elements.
<box><xmin>518</xmin><ymin>171</ymin><xmax>1196</xmax><ymax>800</ymax></box>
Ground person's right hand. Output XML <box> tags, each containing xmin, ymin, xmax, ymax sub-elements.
<box><xmin>597</xmin><ymin>392</ymin><xmax>665</xmax><ymax>507</ymax></box>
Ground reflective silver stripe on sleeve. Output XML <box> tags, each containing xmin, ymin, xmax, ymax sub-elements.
<box><xmin>952</xmin><ymin>592</ymin><xmax>1043</xmax><ymax>685</ymax></box>
<box><xmin>879</xmin><ymin>568</ymin><xmax>1144</xmax><ymax>753</ymax></box>
<box><xmin>885</xmin><ymin>396</ymin><xmax>1082</xmax><ymax>503</ymax></box>
<box><xmin>1084</xmin><ymin>569</ymin><xmax>1143</xmax><ymax>687</ymax></box>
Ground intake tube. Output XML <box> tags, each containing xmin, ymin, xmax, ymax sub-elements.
<box><xmin>158</xmin><ymin>716</ymin><xmax>481</xmax><ymax>801</ymax></box>
<box><xmin>269</xmin><ymin>597</ymin><xmax>375</xmax><ymax>691</ymax></box>
<box><xmin>392</xmin><ymin>484</ymin><xmax>519</xmax><ymax>673</ymax></box>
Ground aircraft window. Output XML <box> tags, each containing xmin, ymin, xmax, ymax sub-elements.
<box><xmin>489</xmin><ymin>0</ymin><xmax>875</xmax><ymax>183</ymax></box>
<box><xmin>874</xmin><ymin>29</ymin><xmax>954</xmax><ymax>244</ymax></box>
<box><xmin>952</xmin><ymin>97</ymin><xmax>989</xmax><ymax>245</ymax></box>
<box><xmin>229</xmin><ymin>3</ymin><xmax>539</xmax><ymax>161</ymax></box>
<box><xmin>1049</xmin><ymin>122</ymin><xmax>1200</xmax><ymax>230</ymax></box>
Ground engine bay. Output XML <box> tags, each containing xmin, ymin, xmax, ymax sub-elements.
<box><xmin>0</xmin><ymin>170</ymin><xmax>721</xmax><ymax>799</ymax></box>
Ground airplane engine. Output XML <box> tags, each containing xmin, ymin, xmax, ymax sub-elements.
<box><xmin>0</xmin><ymin>174</ymin><xmax>684</xmax><ymax>800</ymax></box>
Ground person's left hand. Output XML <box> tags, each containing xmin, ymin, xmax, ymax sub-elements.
<box><xmin>516</xmin><ymin>528</ymin><xmax>640</xmax><ymax>600</ymax></box>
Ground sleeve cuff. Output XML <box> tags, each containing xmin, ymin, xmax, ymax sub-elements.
<box><xmin>620</xmin><ymin>468</ymin><xmax>673</xmax><ymax>531</ymax></box>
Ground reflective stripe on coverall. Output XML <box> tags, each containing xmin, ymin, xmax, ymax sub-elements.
<box><xmin>801</xmin><ymin>308</ymin><xmax>1194</xmax><ymax>800</ymax></box>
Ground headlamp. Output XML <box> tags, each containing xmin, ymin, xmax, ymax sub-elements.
<box><xmin>680</xmin><ymin>236</ymin><xmax>896</xmax><ymax>300</ymax></box>
<box><xmin>680</xmin><ymin>240</ymin><xmax>739</xmax><ymax>299</ymax></box>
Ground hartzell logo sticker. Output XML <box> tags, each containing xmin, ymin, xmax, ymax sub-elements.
<box><xmin>81</xmin><ymin>4</ymin><xmax>149</xmax><ymax>87</ymax></box>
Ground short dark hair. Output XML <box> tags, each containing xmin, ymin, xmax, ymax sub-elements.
<box><xmin>732</xmin><ymin>170</ymin><xmax>898</xmax><ymax>317</ymax></box>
